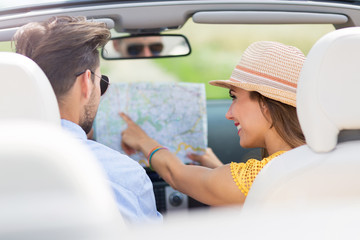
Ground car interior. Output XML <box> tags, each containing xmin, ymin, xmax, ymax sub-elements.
<box><xmin>1</xmin><ymin>0</ymin><xmax>360</xmax><ymax>238</ymax></box>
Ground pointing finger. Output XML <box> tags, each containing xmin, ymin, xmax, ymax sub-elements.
<box><xmin>119</xmin><ymin>112</ymin><xmax>133</xmax><ymax>124</ymax></box>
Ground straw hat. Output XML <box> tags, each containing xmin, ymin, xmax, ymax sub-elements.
<box><xmin>209</xmin><ymin>41</ymin><xmax>305</xmax><ymax>107</ymax></box>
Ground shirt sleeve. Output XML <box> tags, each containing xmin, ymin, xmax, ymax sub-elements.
<box><xmin>230</xmin><ymin>159</ymin><xmax>267</xmax><ymax>196</ymax></box>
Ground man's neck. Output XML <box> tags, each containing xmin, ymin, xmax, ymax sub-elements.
<box><xmin>59</xmin><ymin>105</ymin><xmax>80</xmax><ymax>125</ymax></box>
<box><xmin>58</xmin><ymin>91</ymin><xmax>83</xmax><ymax>125</ymax></box>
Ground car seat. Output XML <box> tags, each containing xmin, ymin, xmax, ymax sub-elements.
<box><xmin>0</xmin><ymin>52</ymin><xmax>60</xmax><ymax>124</ymax></box>
<box><xmin>0</xmin><ymin>52</ymin><xmax>125</xmax><ymax>239</ymax></box>
<box><xmin>243</xmin><ymin>26</ymin><xmax>360</xmax><ymax>210</ymax></box>
<box><xmin>0</xmin><ymin>121</ymin><xmax>125</xmax><ymax>239</ymax></box>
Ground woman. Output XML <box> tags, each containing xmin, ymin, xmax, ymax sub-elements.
<box><xmin>120</xmin><ymin>41</ymin><xmax>306</xmax><ymax>206</ymax></box>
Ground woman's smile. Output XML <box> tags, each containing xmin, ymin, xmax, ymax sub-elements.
<box><xmin>235</xmin><ymin>122</ymin><xmax>242</xmax><ymax>134</ymax></box>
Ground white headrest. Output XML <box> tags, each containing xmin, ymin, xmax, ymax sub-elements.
<box><xmin>0</xmin><ymin>120</ymin><xmax>124</xmax><ymax>238</ymax></box>
<box><xmin>0</xmin><ymin>52</ymin><xmax>60</xmax><ymax>125</ymax></box>
<box><xmin>297</xmin><ymin>27</ymin><xmax>360</xmax><ymax>152</ymax></box>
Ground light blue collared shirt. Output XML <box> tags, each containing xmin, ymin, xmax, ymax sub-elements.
<box><xmin>61</xmin><ymin>119</ymin><xmax>162</xmax><ymax>224</ymax></box>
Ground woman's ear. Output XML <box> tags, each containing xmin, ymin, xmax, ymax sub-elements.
<box><xmin>260</xmin><ymin>99</ymin><xmax>267</xmax><ymax>110</ymax></box>
<box><xmin>259</xmin><ymin>99</ymin><xmax>273</xmax><ymax>127</ymax></box>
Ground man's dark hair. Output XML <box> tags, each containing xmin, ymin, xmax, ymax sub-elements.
<box><xmin>13</xmin><ymin>16</ymin><xmax>110</xmax><ymax>103</ymax></box>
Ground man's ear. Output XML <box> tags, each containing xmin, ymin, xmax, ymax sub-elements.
<box><xmin>80</xmin><ymin>69</ymin><xmax>93</xmax><ymax>101</ymax></box>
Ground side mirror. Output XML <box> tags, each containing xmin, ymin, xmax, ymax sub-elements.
<box><xmin>101</xmin><ymin>34</ymin><xmax>191</xmax><ymax>60</ymax></box>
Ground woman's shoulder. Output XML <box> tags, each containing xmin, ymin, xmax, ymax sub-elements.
<box><xmin>229</xmin><ymin>151</ymin><xmax>287</xmax><ymax>196</ymax></box>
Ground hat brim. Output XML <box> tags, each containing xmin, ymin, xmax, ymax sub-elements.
<box><xmin>209</xmin><ymin>79</ymin><xmax>296</xmax><ymax>107</ymax></box>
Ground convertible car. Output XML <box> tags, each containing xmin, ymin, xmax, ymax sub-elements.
<box><xmin>1</xmin><ymin>0</ymin><xmax>360</xmax><ymax>239</ymax></box>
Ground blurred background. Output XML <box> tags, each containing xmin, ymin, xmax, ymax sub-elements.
<box><xmin>101</xmin><ymin>20</ymin><xmax>334</xmax><ymax>99</ymax></box>
<box><xmin>0</xmin><ymin>20</ymin><xmax>334</xmax><ymax>100</ymax></box>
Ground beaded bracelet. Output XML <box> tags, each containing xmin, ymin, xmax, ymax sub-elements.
<box><xmin>147</xmin><ymin>146</ymin><xmax>168</xmax><ymax>170</ymax></box>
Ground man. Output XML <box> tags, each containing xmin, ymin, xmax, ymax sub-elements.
<box><xmin>13</xmin><ymin>16</ymin><xmax>162</xmax><ymax>223</ymax></box>
<box><xmin>112</xmin><ymin>36</ymin><xmax>163</xmax><ymax>58</ymax></box>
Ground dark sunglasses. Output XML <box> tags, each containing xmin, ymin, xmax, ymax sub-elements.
<box><xmin>75</xmin><ymin>70</ymin><xmax>110</xmax><ymax>96</ymax></box>
<box><xmin>127</xmin><ymin>43</ymin><xmax>164</xmax><ymax>56</ymax></box>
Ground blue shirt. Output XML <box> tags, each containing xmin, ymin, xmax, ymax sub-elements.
<box><xmin>61</xmin><ymin>119</ymin><xmax>162</xmax><ymax>224</ymax></box>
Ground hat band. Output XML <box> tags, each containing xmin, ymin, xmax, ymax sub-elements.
<box><xmin>235</xmin><ymin>65</ymin><xmax>297</xmax><ymax>88</ymax></box>
<box><xmin>229</xmin><ymin>66</ymin><xmax>297</xmax><ymax>96</ymax></box>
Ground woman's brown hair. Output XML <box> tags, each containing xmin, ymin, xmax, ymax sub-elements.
<box><xmin>250</xmin><ymin>91</ymin><xmax>305</xmax><ymax>156</ymax></box>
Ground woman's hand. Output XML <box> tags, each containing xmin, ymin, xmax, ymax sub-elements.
<box><xmin>119</xmin><ymin>112</ymin><xmax>155</xmax><ymax>155</ymax></box>
<box><xmin>188</xmin><ymin>148</ymin><xmax>223</xmax><ymax>168</ymax></box>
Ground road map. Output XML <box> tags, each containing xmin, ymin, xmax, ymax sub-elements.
<box><xmin>94</xmin><ymin>82</ymin><xmax>207</xmax><ymax>167</ymax></box>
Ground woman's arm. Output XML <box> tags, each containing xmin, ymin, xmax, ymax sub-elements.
<box><xmin>120</xmin><ymin>112</ymin><xmax>245</xmax><ymax>206</ymax></box>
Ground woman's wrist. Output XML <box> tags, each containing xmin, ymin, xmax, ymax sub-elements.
<box><xmin>147</xmin><ymin>146</ymin><xmax>169</xmax><ymax>170</ymax></box>
<box><xmin>139</xmin><ymin>138</ymin><xmax>160</xmax><ymax>156</ymax></box>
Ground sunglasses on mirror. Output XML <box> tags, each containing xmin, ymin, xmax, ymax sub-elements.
<box><xmin>75</xmin><ymin>70</ymin><xmax>110</xmax><ymax>96</ymax></box>
<box><xmin>127</xmin><ymin>43</ymin><xmax>164</xmax><ymax>56</ymax></box>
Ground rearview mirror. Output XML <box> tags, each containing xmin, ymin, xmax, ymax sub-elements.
<box><xmin>102</xmin><ymin>34</ymin><xmax>191</xmax><ymax>60</ymax></box>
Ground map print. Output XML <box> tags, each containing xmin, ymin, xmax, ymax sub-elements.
<box><xmin>94</xmin><ymin>82</ymin><xmax>207</xmax><ymax>167</ymax></box>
